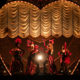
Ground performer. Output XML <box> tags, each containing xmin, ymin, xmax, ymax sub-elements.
<box><xmin>43</xmin><ymin>39</ymin><xmax>56</xmax><ymax>74</ymax></box>
<box><xmin>33</xmin><ymin>45</ymin><xmax>40</xmax><ymax>74</ymax></box>
<box><xmin>9</xmin><ymin>38</ymin><xmax>24</xmax><ymax>74</ymax></box>
<box><xmin>58</xmin><ymin>42</ymin><xmax>72</xmax><ymax>74</ymax></box>
<box><xmin>26</xmin><ymin>40</ymin><xmax>39</xmax><ymax>75</ymax></box>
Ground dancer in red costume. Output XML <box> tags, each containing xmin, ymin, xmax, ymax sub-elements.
<box><xmin>26</xmin><ymin>40</ymin><xmax>39</xmax><ymax>75</ymax></box>
<box><xmin>9</xmin><ymin>38</ymin><xmax>24</xmax><ymax>75</ymax></box>
<box><xmin>43</xmin><ymin>39</ymin><xmax>56</xmax><ymax>74</ymax></box>
<box><xmin>58</xmin><ymin>42</ymin><xmax>72</xmax><ymax>74</ymax></box>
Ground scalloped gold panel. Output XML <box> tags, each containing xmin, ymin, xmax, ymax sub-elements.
<box><xmin>0</xmin><ymin>1</ymin><xmax>80</xmax><ymax>38</ymax></box>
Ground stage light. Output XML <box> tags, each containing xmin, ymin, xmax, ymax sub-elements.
<box><xmin>35</xmin><ymin>52</ymin><xmax>47</xmax><ymax>63</ymax></box>
<box><xmin>37</xmin><ymin>55</ymin><xmax>43</xmax><ymax>61</ymax></box>
<box><xmin>34</xmin><ymin>52</ymin><xmax>48</xmax><ymax>70</ymax></box>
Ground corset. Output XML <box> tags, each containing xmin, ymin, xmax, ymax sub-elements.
<box><xmin>61</xmin><ymin>52</ymin><xmax>69</xmax><ymax>61</ymax></box>
<box><xmin>14</xmin><ymin>50</ymin><xmax>21</xmax><ymax>60</ymax></box>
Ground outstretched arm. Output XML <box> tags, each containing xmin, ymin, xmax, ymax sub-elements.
<box><xmin>27</xmin><ymin>40</ymin><xmax>31</xmax><ymax>47</ymax></box>
<box><xmin>43</xmin><ymin>40</ymin><xmax>47</xmax><ymax>49</ymax></box>
<box><xmin>9</xmin><ymin>49</ymin><xmax>14</xmax><ymax>55</ymax></box>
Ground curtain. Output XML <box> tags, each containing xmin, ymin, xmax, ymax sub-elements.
<box><xmin>51</xmin><ymin>2</ymin><xmax>62</xmax><ymax>37</ymax></box>
<box><xmin>0</xmin><ymin>1</ymin><xmax>80</xmax><ymax>38</ymax></box>
<box><xmin>41</xmin><ymin>6</ymin><xmax>52</xmax><ymax>38</ymax></box>
<box><xmin>30</xmin><ymin>5</ymin><xmax>40</xmax><ymax>38</ymax></box>
<box><xmin>73</xmin><ymin>6</ymin><xmax>80</xmax><ymax>38</ymax></box>
<box><xmin>62</xmin><ymin>1</ymin><xmax>73</xmax><ymax>37</ymax></box>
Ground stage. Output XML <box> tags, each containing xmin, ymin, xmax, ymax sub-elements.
<box><xmin>0</xmin><ymin>0</ymin><xmax>80</xmax><ymax>77</ymax></box>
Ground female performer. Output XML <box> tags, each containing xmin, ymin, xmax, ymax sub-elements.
<box><xmin>43</xmin><ymin>39</ymin><xmax>56</xmax><ymax>74</ymax></box>
<box><xmin>26</xmin><ymin>40</ymin><xmax>39</xmax><ymax>75</ymax></box>
<box><xmin>9</xmin><ymin>38</ymin><xmax>24</xmax><ymax>75</ymax></box>
<box><xmin>58</xmin><ymin>42</ymin><xmax>72</xmax><ymax>74</ymax></box>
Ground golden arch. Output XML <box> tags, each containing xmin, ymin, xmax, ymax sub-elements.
<box><xmin>0</xmin><ymin>1</ymin><xmax>80</xmax><ymax>38</ymax></box>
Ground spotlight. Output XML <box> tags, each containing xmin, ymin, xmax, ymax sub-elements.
<box><xmin>35</xmin><ymin>52</ymin><xmax>48</xmax><ymax>65</ymax></box>
<box><xmin>35</xmin><ymin>53</ymin><xmax>45</xmax><ymax>63</ymax></box>
<box><xmin>37</xmin><ymin>55</ymin><xmax>43</xmax><ymax>61</ymax></box>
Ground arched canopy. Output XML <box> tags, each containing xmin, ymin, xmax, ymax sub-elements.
<box><xmin>0</xmin><ymin>1</ymin><xmax>80</xmax><ymax>38</ymax></box>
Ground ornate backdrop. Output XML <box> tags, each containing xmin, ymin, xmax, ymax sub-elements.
<box><xmin>0</xmin><ymin>0</ymin><xmax>80</xmax><ymax>39</ymax></box>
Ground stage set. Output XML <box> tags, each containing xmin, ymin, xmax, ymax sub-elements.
<box><xmin>0</xmin><ymin>0</ymin><xmax>80</xmax><ymax>76</ymax></box>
